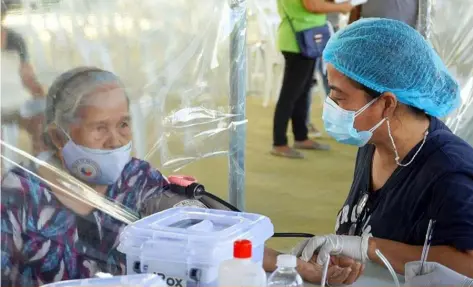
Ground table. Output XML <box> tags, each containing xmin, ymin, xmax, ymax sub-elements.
<box><xmin>269</xmin><ymin>262</ymin><xmax>405</xmax><ymax>286</ymax></box>
<box><xmin>352</xmin><ymin>262</ymin><xmax>404</xmax><ymax>286</ymax></box>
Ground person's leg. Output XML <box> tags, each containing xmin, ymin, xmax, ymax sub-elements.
<box><xmin>307</xmin><ymin>59</ymin><xmax>323</xmax><ymax>138</ymax></box>
<box><xmin>291</xmin><ymin>57</ymin><xmax>315</xmax><ymax>143</ymax></box>
<box><xmin>291</xmin><ymin>57</ymin><xmax>330</xmax><ymax>150</ymax></box>
<box><xmin>306</xmin><ymin>85</ymin><xmax>312</xmax><ymax>127</ymax></box>
<box><xmin>273</xmin><ymin>52</ymin><xmax>313</xmax><ymax>147</ymax></box>
<box><xmin>306</xmin><ymin>67</ymin><xmax>319</xmax><ymax>127</ymax></box>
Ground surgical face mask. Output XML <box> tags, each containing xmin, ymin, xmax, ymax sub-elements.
<box><xmin>61</xmin><ymin>134</ymin><xmax>132</xmax><ymax>185</ymax></box>
<box><xmin>322</xmin><ymin>97</ymin><xmax>386</xmax><ymax>147</ymax></box>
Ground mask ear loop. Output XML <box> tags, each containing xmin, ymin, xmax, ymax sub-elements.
<box><xmin>387</xmin><ymin>119</ymin><xmax>429</xmax><ymax>167</ymax></box>
<box><xmin>368</xmin><ymin>117</ymin><xmax>387</xmax><ymax>133</ymax></box>
<box><xmin>355</xmin><ymin>97</ymin><xmax>379</xmax><ymax>117</ymax></box>
<box><xmin>55</xmin><ymin>124</ymin><xmax>74</xmax><ymax>144</ymax></box>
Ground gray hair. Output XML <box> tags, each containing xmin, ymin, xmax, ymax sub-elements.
<box><xmin>43</xmin><ymin>67</ymin><xmax>127</xmax><ymax>150</ymax></box>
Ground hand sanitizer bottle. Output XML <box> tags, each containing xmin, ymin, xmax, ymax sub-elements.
<box><xmin>218</xmin><ymin>240</ymin><xmax>267</xmax><ymax>287</ymax></box>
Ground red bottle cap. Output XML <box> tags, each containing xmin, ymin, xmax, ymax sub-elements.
<box><xmin>234</xmin><ymin>239</ymin><xmax>252</xmax><ymax>259</ymax></box>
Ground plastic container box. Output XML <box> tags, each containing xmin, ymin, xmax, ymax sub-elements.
<box><xmin>41</xmin><ymin>274</ymin><xmax>166</xmax><ymax>287</ymax></box>
<box><xmin>117</xmin><ymin>207</ymin><xmax>274</xmax><ymax>287</ymax></box>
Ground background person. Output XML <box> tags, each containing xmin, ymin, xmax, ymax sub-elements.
<box><xmin>1</xmin><ymin>66</ymin><xmax>361</xmax><ymax>287</ymax></box>
<box><xmin>348</xmin><ymin>0</ymin><xmax>419</xmax><ymax>27</ymax></box>
<box><xmin>271</xmin><ymin>0</ymin><xmax>352</xmax><ymax>159</ymax></box>
<box><xmin>1</xmin><ymin>1</ymin><xmax>43</xmax><ymax>99</ymax></box>
<box><xmin>1</xmin><ymin>67</ymin><xmax>168</xmax><ymax>287</ymax></box>
<box><xmin>307</xmin><ymin>18</ymin><xmax>336</xmax><ymax>138</ymax></box>
<box><xmin>1</xmin><ymin>0</ymin><xmax>46</xmax><ymax>172</ymax></box>
<box><xmin>294</xmin><ymin>18</ymin><xmax>473</xmax><ymax>278</ymax></box>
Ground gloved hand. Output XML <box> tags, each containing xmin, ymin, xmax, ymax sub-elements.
<box><xmin>405</xmin><ymin>261</ymin><xmax>473</xmax><ymax>287</ymax></box>
<box><xmin>292</xmin><ymin>234</ymin><xmax>371</xmax><ymax>265</ymax></box>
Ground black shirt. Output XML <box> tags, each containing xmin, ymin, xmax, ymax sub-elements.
<box><xmin>335</xmin><ymin>117</ymin><xmax>473</xmax><ymax>251</ymax></box>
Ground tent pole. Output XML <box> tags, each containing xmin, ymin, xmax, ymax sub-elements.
<box><xmin>417</xmin><ymin>0</ymin><xmax>433</xmax><ymax>38</ymax></box>
<box><xmin>228</xmin><ymin>0</ymin><xmax>247</xmax><ymax>210</ymax></box>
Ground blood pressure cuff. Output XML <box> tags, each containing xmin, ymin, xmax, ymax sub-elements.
<box><xmin>140</xmin><ymin>188</ymin><xmax>236</xmax><ymax>216</ymax></box>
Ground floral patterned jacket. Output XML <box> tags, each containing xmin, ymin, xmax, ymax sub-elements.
<box><xmin>1</xmin><ymin>158</ymin><xmax>168</xmax><ymax>287</ymax></box>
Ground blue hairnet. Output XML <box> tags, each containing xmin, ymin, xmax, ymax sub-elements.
<box><xmin>323</xmin><ymin>18</ymin><xmax>460</xmax><ymax>118</ymax></box>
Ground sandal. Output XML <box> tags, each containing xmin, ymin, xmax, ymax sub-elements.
<box><xmin>294</xmin><ymin>141</ymin><xmax>331</xmax><ymax>151</ymax></box>
<box><xmin>270</xmin><ymin>148</ymin><xmax>305</xmax><ymax>159</ymax></box>
<box><xmin>308</xmin><ymin>123</ymin><xmax>323</xmax><ymax>138</ymax></box>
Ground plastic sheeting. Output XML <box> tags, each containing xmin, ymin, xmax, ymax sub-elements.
<box><xmin>426</xmin><ymin>0</ymin><xmax>473</xmax><ymax>143</ymax></box>
<box><xmin>2</xmin><ymin>0</ymin><xmax>247</xmax><ymax>170</ymax></box>
<box><xmin>0</xmin><ymin>0</ymin><xmax>247</xmax><ymax>285</ymax></box>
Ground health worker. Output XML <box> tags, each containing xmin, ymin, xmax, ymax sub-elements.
<box><xmin>293</xmin><ymin>18</ymin><xmax>473</xmax><ymax>278</ymax></box>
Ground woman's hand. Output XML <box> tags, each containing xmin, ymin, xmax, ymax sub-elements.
<box><xmin>298</xmin><ymin>258</ymin><xmax>353</xmax><ymax>285</ymax></box>
<box><xmin>267</xmin><ymin>246</ymin><xmax>353</xmax><ymax>285</ymax></box>
<box><xmin>294</xmin><ymin>234</ymin><xmax>370</xmax><ymax>264</ymax></box>
<box><xmin>338</xmin><ymin>2</ymin><xmax>354</xmax><ymax>14</ymax></box>
<box><xmin>331</xmin><ymin>255</ymin><xmax>365</xmax><ymax>284</ymax></box>
<box><xmin>306</xmin><ymin>253</ymin><xmax>365</xmax><ymax>285</ymax></box>
<box><xmin>303</xmin><ymin>0</ymin><xmax>353</xmax><ymax>14</ymax></box>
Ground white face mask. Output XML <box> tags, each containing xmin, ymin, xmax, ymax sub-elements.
<box><xmin>61</xmin><ymin>138</ymin><xmax>132</xmax><ymax>185</ymax></box>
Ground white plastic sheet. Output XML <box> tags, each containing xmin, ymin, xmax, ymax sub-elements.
<box><xmin>0</xmin><ymin>0</ymin><xmax>247</xmax><ymax>285</ymax></box>
<box><xmin>425</xmin><ymin>0</ymin><xmax>473</xmax><ymax>143</ymax></box>
<box><xmin>2</xmin><ymin>0</ymin><xmax>247</xmax><ymax>170</ymax></box>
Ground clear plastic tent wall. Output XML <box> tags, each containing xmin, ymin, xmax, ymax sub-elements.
<box><xmin>423</xmin><ymin>0</ymin><xmax>473</xmax><ymax>142</ymax></box>
<box><xmin>0</xmin><ymin>0</ymin><xmax>247</xmax><ymax>285</ymax></box>
<box><xmin>2</xmin><ymin>0</ymin><xmax>247</xmax><ymax>170</ymax></box>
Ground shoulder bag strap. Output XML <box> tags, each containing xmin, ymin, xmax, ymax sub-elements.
<box><xmin>279</xmin><ymin>0</ymin><xmax>298</xmax><ymax>34</ymax></box>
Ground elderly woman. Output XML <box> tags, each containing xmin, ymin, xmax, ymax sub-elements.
<box><xmin>295</xmin><ymin>19</ymin><xmax>473</xmax><ymax>278</ymax></box>
<box><xmin>1</xmin><ymin>67</ymin><xmax>356</xmax><ymax>287</ymax></box>
<box><xmin>0</xmin><ymin>67</ymin><xmax>168</xmax><ymax>287</ymax></box>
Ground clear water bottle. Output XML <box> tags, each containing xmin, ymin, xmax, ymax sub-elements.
<box><xmin>268</xmin><ymin>254</ymin><xmax>304</xmax><ymax>287</ymax></box>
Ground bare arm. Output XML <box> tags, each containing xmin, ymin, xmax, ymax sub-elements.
<box><xmin>367</xmin><ymin>175</ymin><xmax>473</xmax><ymax>277</ymax></box>
<box><xmin>264</xmin><ymin>247</ymin><xmax>314</xmax><ymax>275</ymax></box>
<box><xmin>264</xmin><ymin>247</ymin><xmax>354</xmax><ymax>284</ymax></box>
<box><xmin>348</xmin><ymin>5</ymin><xmax>361</xmax><ymax>24</ymax></box>
<box><xmin>368</xmin><ymin>238</ymin><xmax>473</xmax><ymax>277</ymax></box>
<box><xmin>4</xmin><ymin>28</ymin><xmax>44</xmax><ymax>98</ymax></box>
<box><xmin>302</xmin><ymin>0</ymin><xmax>353</xmax><ymax>14</ymax></box>
<box><xmin>18</xmin><ymin>62</ymin><xmax>46</xmax><ymax>154</ymax></box>
<box><xmin>263</xmin><ymin>246</ymin><xmax>281</xmax><ymax>273</ymax></box>
<box><xmin>20</xmin><ymin>62</ymin><xmax>44</xmax><ymax>98</ymax></box>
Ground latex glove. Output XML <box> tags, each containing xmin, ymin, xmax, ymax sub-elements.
<box><xmin>405</xmin><ymin>261</ymin><xmax>473</xmax><ymax>287</ymax></box>
<box><xmin>292</xmin><ymin>234</ymin><xmax>371</xmax><ymax>265</ymax></box>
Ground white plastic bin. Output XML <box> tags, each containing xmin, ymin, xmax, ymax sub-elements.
<box><xmin>41</xmin><ymin>274</ymin><xmax>166</xmax><ymax>287</ymax></box>
<box><xmin>117</xmin><ymin>207</ymin><xmax>274</xmax><ymax>287</ymax></box>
